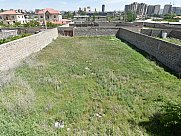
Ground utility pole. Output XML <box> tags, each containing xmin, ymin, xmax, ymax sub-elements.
<box><xmin>44</xmin><ymin>10</ymin><xmax>47</xmax><ymax>29</ymax></box>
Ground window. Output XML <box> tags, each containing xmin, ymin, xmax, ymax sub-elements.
<box><xmin>0</xmin><ymin>16</ymin><xmax>2</xmax><ymax>19</ymax></box>
<box><xmin>54</xmin><ymin>15</ymin><xmax>56</xmax><ymax>18</ymax></box>
<box><xmin>11</xmin><ymin>16</ymin><xmax>15</xmax><ymax>19</ymax></box>
<box><xmin>40</xmin><ymin>16</ymin><xmax>43</xmax><ymax>18</ymax></box>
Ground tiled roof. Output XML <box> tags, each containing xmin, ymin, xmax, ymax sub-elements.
<box><xmin>0</xmin><ymin>10</ymin><xmax>23</xmax><ymax>15</ymax></box>
<box><xmin>37</xmin><ymin>8</ymin><xmax>60</xmax><ymax>15</ymax></box>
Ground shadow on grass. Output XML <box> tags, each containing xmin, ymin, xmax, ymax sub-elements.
<box><xmin>116</xmin><ymin>37</ymin><xmax>180</xmax><ymax>79</ymax></box>
<box><xmin>139</xmin><ymin>113</ymin><xmax>181</xmax><ymax>136</ymax></box>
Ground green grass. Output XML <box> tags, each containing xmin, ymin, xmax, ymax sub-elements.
<box><xmin>0</xmin><ymin>34</ymin><xmax>31</xmax><ymax>45</ymax></box>
<box><xmin>0</xmin><ymin>36</ymin><xmax>181</xmax><ymax>135</ymax></box>
<box><xmin>160</xmin><ymin>37</ymin><xmax>181</xmax><ymax>46</ymax></box>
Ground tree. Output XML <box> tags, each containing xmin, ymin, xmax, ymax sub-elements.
<box><xmin>23</xmin><ymin>20</ymin><xmax>40</xmax><ymax>27</ymax></box>
<box><xmin>125</xmin><ymin>11</ymin><xmax>136</xmax><ymax>22</ymax></box>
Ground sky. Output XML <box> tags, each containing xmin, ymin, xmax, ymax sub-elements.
<box><xmin>1</xmin><ymin>0</ymin><xmax>181</xmax><ymax>11</ymax></box>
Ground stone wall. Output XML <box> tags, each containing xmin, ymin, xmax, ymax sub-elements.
<box><xmin>0</xmin><ymin>30</ymin><xmax>18</xmax><ymax>39</ymax></box>
<box><xmin>169</xmin><ymin>30</ymin><xmax>181</xmax><ymax>40</ymax></box>
<box><xmin>141</xmin><ymin>29</ymin><xmax>181</xmax><ymax>40</ymax></box>
<box><xmin>116</xmin><ymin>28</ymin><xmax>181</xmax><ymax>74</ymax></box>
<box><xmin>74</xmin><ymin>27</ymin><xmax>119</xmax><ymax>36</ymax></box>
<box><xmin>140</xmin><ymin>29</ymin><xmax>172</xmax><ymax>37</ymax></box>
<box><xmin>0</xmin><ymin>28</ymin><xmax>58</xmax><ymax>71</ymax></box>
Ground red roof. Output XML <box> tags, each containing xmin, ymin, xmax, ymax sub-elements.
<box><xmin>37</xmin><ymin>8</ymin><xmax>60</xmax><ymax>15</ymax></box>
<box><xmin>0</xmin><ymin>10</ymin><xmax>23</xmax><ymax>15</ymax></box>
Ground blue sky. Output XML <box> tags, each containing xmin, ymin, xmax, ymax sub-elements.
<box><xmin>1</xmin><ymin>0</ymin><xmax>181</xmax><ymax>11</ymax></box>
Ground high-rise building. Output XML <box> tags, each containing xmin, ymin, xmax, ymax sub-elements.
<box><xmin>102</xmin><ymin>4</ymin><xmax>105</xmax><ymax>13</ymax></box>
<box><xmin>125</xmin><ymin>2</ymin><xmax>138</xmax><ymax>13</ymax></box>
<box><xmin>172</xmin><ymin>7</ymin><xmax>181</xmax><ymax>15</ymax></box>
<box><xmin>147</xmin><ymin>5</ymin><xmax>160</xmax><ymax>15</ymax></box>
<box><xmin>154</xmin><ymin>5</ymin><xmax>161</xmax><ymax>15</ymax></box>
<box><xmin>125</xmin><ymin>2</ymin><xmax>147</xmax><ymax>17</ymax></box>
<box><xmin>137</xmin><ymin>3</ymin><xmax>148</xmax><ymax>16</ymax></box>
<box><xmin>163</xmin><ymin>4</ymin><xmax>172</xmax><ymax>15</ymax></box>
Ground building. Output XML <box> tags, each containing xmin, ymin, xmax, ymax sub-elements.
<box><xmin>73</xmin><ymin>15</ymin><xmax>90</xmax><ymax>23</ymax></box>
<box><xmin>172</xmin><ymin>7</ymin><xmax>181</xmax><ymax>15</ymax></box>
<box><xmin>125</xmin><ymin>2</ymin><xmax>138</xmax><ymax>13</ymax></box>
<box><xmin>147</xmin><ymin>5</ymin><xmax>160</xmax><ymax>15</ymax></box>
<box><xmin>37</xmin><ymin>8</ymin><xmax>63</xmax><ymax>25</ymax></box>
<box><xmin>163</xmin><ymin>4</ymin><xmax>172</xmax><ymax>15</ymax></box>
<box><xmin>125</xmin><ymin>2</ymin><xmax>147</xmax><ymax>18</ymax></box>
<box><xmin>94</xmin><ymin>16</ymin><xmax>107</xmax><ymax>22</ymax></box>
<box><xmin>154</xmin><ymin>5</ymin><xmax>161</xmax><ymax>15</ymax></box>
<box><xmin>102</xmin><ymin>4</ymin><xmax>105</xmax><ymax>13</ymax></box>
<box><xmin>137</xmin><ymin>3</ymin><xmax>148</xmax><ymax>17</ymax></box>
<box><xmin>0</xmin><ymin>10</ymin><xmax>26</xmax><ymax>25</ymax></box>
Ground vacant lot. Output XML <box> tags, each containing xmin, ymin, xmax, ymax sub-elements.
<box><xmin>0</xmin><ymin>36</ymin><xmax>180</xmax><ymax>135</ymax></box>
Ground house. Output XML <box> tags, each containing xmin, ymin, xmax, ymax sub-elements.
<box><xmin>37</xmin><ymin>8</ymin><xmax>65</xmax><ymax>25</ymax></box>
<box><xmin>0</xmin><ymin>10</ymin><xmax>26</xmax><ymax>25</ymax></box>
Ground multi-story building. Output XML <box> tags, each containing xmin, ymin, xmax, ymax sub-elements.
<box><xmin>163</xmin><ymin>4</ymin><xmax>172</xmax><ymax>15</ymax></box>
<box><xmin>125</xmin><ymin>2</ymin><xmax>138</xmax><ymax>13</ymax></box>
<box><xmin>137</xmin><ymin>3</ymin><xmax>148</xmax><ymax>16</ymax></box>
<box><xmin>154</xmin><ymin>5</ymin><xmax>161</xmax><ymax>15</ymax></box>
<box><xmin>172</xmin><ymin>7</ymin><xmax>181</xmax><ymax>15</ymax></box>
<box><xmin>37</xmin><ymin>8</ymin><xmax>62</xmax><ymax>24</ymax></box>
<box><xmin>102</xmin><ymin>4</ymin><xmax>105</xmax><ymax>13</ymax></box>
<box><xmin>0</xmin><ymin>10</ymin><xmax>26</xmax><ymax>25</ymax></box>
<box><xmin>125</xmin><ymin>2</ymin><xmax>147</xmax><ymax>18</ymax></box>
<box><xmin>147</xmin><ymin>5</ymin><xmax>160</xmax><ymax>15</ymax></box>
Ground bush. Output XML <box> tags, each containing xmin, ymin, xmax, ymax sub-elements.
<box><xmin>0</xmin><ymin>33</ymin><xmax>31</xmax><ymax>44</ymax></box>
<box><xmin>159</xmin><ymin>102</ymin><xmax>181</xmax><ymax>127</ymax></box>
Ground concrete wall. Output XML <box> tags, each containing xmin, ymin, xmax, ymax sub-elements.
<box><xmin>0</xmin><ymin>28</ymin><xmax>58</xmax><ymax>71</ymax></box>
<box><xmin>0</xmin><ymin>30</ymin><xmax>18</xmax><ymax>39</ymax></box>
<box><xmin>116</xmin><ymin>28</ymin><xmax>181</xmax><ymax>74</ymax></box>
<box><xmin>74</xmin><ymin>27</ymin><xmax>119</xmax><ymax>36</ymax></box>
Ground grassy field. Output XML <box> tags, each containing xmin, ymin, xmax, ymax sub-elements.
<box><xmin>0</xmin><ymin>36</ymin><xmax>181</xmax><ymax>135</ymax></box>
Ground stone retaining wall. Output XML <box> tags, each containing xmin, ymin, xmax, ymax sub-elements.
<box><xmin>141</xmin><ymin>29</ymin><xmax>181</xmax><ymax>40</ymax></box>
<box><xmin>0</xmin><ymin>28</ymin><xmax>58</xmax><ymax>71</ymax></box>
<box><xmin>74</xmin><ymin>27</ymin><xmax>119</xmax><ymax>36</ymax></box>
<box><xmin>116</xmin><ymin>28</ymin><xmax>181</xmax><ymax>74</ymax></box>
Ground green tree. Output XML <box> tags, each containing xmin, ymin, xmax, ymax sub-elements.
<box><xmin>126</xmin><ymin>11</ymin><xmax>136</xmax><ymax>22</ymax></box>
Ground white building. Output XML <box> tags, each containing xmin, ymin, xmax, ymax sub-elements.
<box><xmin>37</xmin><ymin>8</ymin><xmax>63</xmax><ymax>25</ymax></box>
<box><xmin>0</xmin><ymin>10</ymin><xmax>26</xmax><ymax>25</ymax></box>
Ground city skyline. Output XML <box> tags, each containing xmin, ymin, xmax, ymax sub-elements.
<box><xmin>1</xmin><ymin>0</ymin><xmax>181</xmax><ymax>11</ymax></box>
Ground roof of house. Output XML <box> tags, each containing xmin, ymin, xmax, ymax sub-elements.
<box><xmin>0</xmin><ymin>10</ymin><xmax>23</xmax><ymax>15</ymax></box>
<box><xmin>37</xmin><ymin>8</ymin><xmax>60</xmax><ymax>15</ymax></box>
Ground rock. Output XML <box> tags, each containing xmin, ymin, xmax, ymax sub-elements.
<box><xmin>54</xmin><ymin>120</ymin><xmax>64</xmax><ymax>129</ymax></box>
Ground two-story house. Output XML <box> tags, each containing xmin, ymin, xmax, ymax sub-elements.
<box><xmin>0</xmin><ymin>10</ymin><xmax>26</xmax><ymax>25</ymax></box>
<box><xmin>37</xmin><ymin>8</ymin><xmax>63</xmax><ymax>24</ymax></box>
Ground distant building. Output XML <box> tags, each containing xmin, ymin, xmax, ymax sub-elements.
<box><xmin>0</xmin><ymin>10</ymin><xmax>26</xmax><ymax>25</ymax></box>
<box><xmin>125</xmin><ymin>2</ymin><xmax>138</xmax><ymax>13</ymax></box>
<box><xmin>87</xmin><ymin>6</ymin><xmax>91</xmax><ymax>12</ymax></box>
<box><xmin>73</xmin><ymin>15</ymin><xmax>90</xmax><ymax>23</ymax></box>
<box><xmin>102</xmin><ymin>4</ymin><xmax>105</xmax><ymax>13</ymax></box>
<box><xmin>163</xmin><ymin>4</ymin><xmax>172</xmax><ymax>15</ymax></box>
<box><xmin>147</xmin><ymin>5</ymin><xmax>160</xmax><ymax>15</ymax></box>
<box><xmin>172</xmin><ymin>7</ymin><xmax>181</xmax><ymax>15</ymax></box>
<box><xmin>37</xmin><ymin>8</ymin><xmax>64</xmax><ymax>25</ymax></box>
<box><xmin>125</xmin><ymin>2</ymin><xmax>147</xmax><ymax>18</ymax></box>
<box><xmin>94</xmin><ymin>16</ymin><xmax>107</xmax><ymax>22</ymax></box>
<box><xmin>137</xmin><ymin>3</ymin><xmax>148</xmax><ymax>16</ymax></box>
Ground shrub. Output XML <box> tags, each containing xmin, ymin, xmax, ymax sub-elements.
<box><xmin>159</xmin><ymin>102</ymin><xmax>181</xmax><ymax>127</ymax></box>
